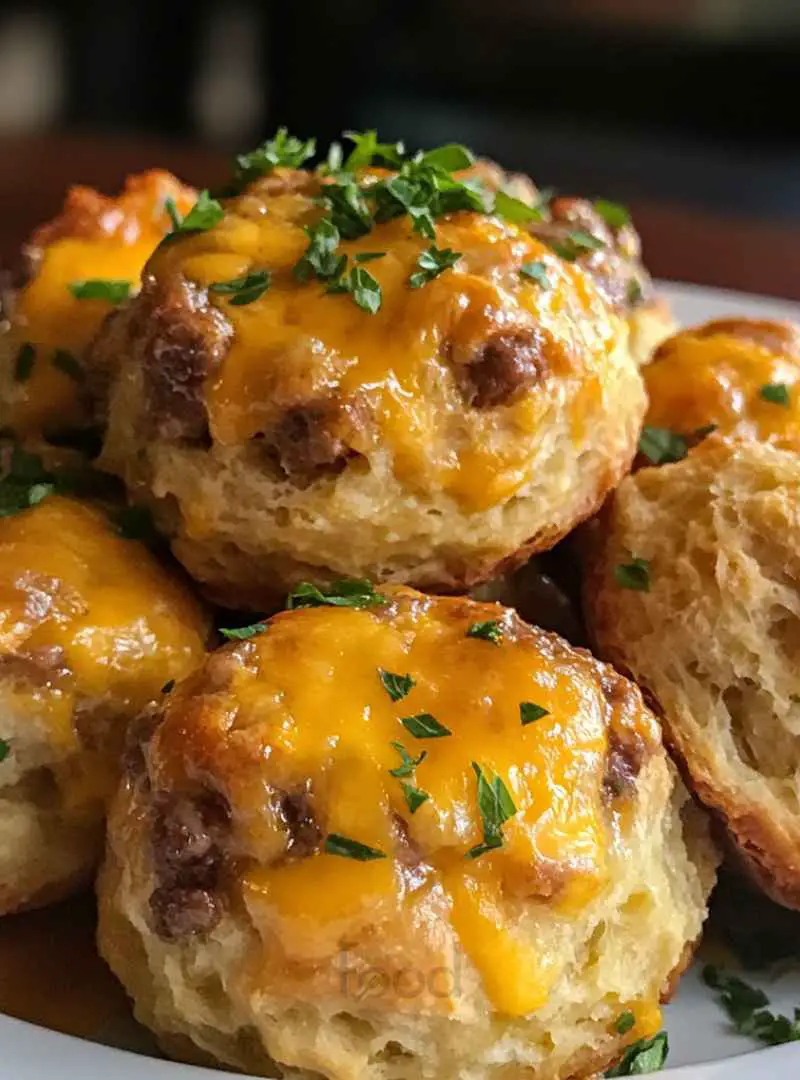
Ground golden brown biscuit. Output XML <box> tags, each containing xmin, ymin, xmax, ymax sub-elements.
<box><xmin>583</xmin><ymin>438</ymin><xmax>800</xmax><ymax>908</ymax></box>
<box><xmin>0</xmin><ymin>493</ymin><xmax>209</xmax><ymax>915</ymax></box>
<box><xmin>643</xmin><ymin>317</ymin><xmax>800</xmax><ymax>451</ymax></box>
<box><xmin>98</xmin><ymin>585</ymin><xmax>716</xmax><ymax>1080</ymax></box>
<box><xmin>97</xmin><ymin>146</ymin><xmax>646</xmax><ymax>608</ymax></box>
<box><xmin>471</xmin><ymin>161</ymin><xmax>676</xmax><ymax>366</ymax></box>
<box><xmin>0</xmin><ymin>170</ymin><xmax>196</xmax><ymax>442</ymax></box>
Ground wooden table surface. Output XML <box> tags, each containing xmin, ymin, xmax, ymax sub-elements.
<box><xmin>1</xmin><ymin>133</ymin><xmax>798</xmax><ymax>302</ymax></box>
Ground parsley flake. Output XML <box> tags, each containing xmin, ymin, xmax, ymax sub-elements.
<box><xmin>520</xmin><ymin>260</ymin><xmax>550</xmax><ymax>288</ymax></box>
<box><xmin>286</xmin><ymin>579</ymin><xmax>386</xmax><ymax>610</ymax></box>
<box><xmin>319</xmin><ymin>177</ymin><xmax>373</xmax><ymax>239</ymax></box>
<box><xmin>615</xmin><ymin>558</ymin><xmax>651</xmax><ymax>592</ymax></box>
<box><xmin>493</xmin><ymin>190</ymin><xmax>546</xmax><ymax>225</ymax></box>
<box><xmin>605</xmin><ymin>1032</ymin><xmax>668</xmax><ymax>1076</ymax></box>
<box><xmin>400</xmin><ymin>713</ymin><xmax>451</xmax><ymax>739</ymax></box>
<box><xmin>0</xmin><ymin>739</ymin><xmax>9</xmax><ymax>763</ymax></box>
<box><xmin>594</xmin><ymin>199</ymin><xmax>630</xmax><ymax>229</ymax></box>
<box><xmin>418</xmin><ymin>144</ymin><xmax>475</xmax><ymax>171</ymax></box>
<box><xmin>626</xmin><ymin>279</ymin><xmax>644</xmax><ymax>305</ymax></box>
<box><xmin>51</xmin><ymin>350</ymin><xmax>85</xmax><ymax>382</ymax></box>
<box><xmin>13</xmin><ymin>343</ymin><xmax>35</xmax><ymax>382</ymax></box>
<box><xmin>702</xmin><ymin>966</ymin><xmax>800</xmax><ymax>1046</ymax></box>
<box><xmin>550</xmin><ymin>230</ymin><xmax>605</xmax><ymax>261</ymax></box>
<box><xmin>378</xmin><ymin>669</ymin><xmax>416</xmax><ymax>702</ymax></box>
<box><xmin>347</xmin><ymin>265</ymin><xmax>382</xmax><ymax>313</ymax></box>
<box><xmin>520</xmin><ymin>702</ymin><xmax>549</xmax><ymax>726</ymax></box>
<box><xmin>615</xmin><ymin>1011</ymin><xmax>636</xmax><ymax>1035</ymax></box>
<box><xmin>219</xmin><ymin>622</ymin><xmax>267</xmax><ymax>641</ymax></box>
<box><xmin>234</xmin><ymin>128</ymin><xmax>316</xmax><ymax>187</ymax></box>
<box><xmin>167</xmin><ymin>190</ymin><xmax>224</xmax><ymax>235</ymax></box>
<box><xmin>638</xmin><ymin>425</ymin><xmax>688</xmax><ymax>466</ymax></box>
<box><xmin>69</xmin><ymin>279</ymin><xmax>132</xmax><ymax>304</ymax></box>
<box><xmin>466</xmin><ymin>620</ymin><xmax>503</xmax><ymax>645</ymax></box>
<box><xmin>760</xmin><ymin>382</ymin><xmax>790</xmax><ymax>407</ymax></box>
<box><xmin>209</xmin><ymin>270</ymin><xmax>271</xmax><ymax>305</ymax></box>
<box><xmin>294</xmin><ymin>218</ymin><xmax>345</xmax><ymax>283</ymax></box>
<box><xmin>161</xmin><ymin>680</ymin><xmax>175</xmax><ymax>695</ymax></box>
<box><xmin>409</xmin><ymin>245</ymin><xmax>461</xmax><ymax>289</ymax></box>
<box><xmin>388</xmin><ymin>741</ymin><xmax>427</xmax><ymax>778</ymax></box>
<box><xmin>354</xmin><ymin>252</ymin><xmax>386</xmax><ymax>263</ymax></box>
<box><xmin>343</xmin><ymin>130</ymin><xmax>405</xmax><ymax>172</ymax></box>
<box><xmin>467</xmin><ymin>762</ymin><xmax>517</xmax><ymax>859</ymax></box>
<box><xmin>325</xmin><ymin>834</ymin><xmax>386</xmax><ymax>861</ymax></box>
<box><xmin>401</xmin><ymin>781</ymin><xmax>429</xmax><ymax>814</ymax></box>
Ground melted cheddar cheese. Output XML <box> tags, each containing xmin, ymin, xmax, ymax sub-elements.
<box><xmin>3</xmin><ymin>172</ymin><xmax>196</xmax><ymax>437</ymax></box>
<box><xmin>153</xmin><ymin>588</ymin><xmax>658</xmax><ymax>1016</ymax></box>
<box><xmin>151</xmin><ymin>172</ymin><xmax>622</xmax><ymax>512</ymax></box>
<box><xmin>645</xmin><ymin>323</ymin><xmax>800</xmax><ymax>447</ymax></box>
<box><xmin>0</xmin><ymin>495</ymin><xmax>207</xmax><ymax>806</ymax></box>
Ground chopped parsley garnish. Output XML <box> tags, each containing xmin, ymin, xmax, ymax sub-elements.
<box><xmin>550</xmin><ymin>229</ymin><xmax>605</xmax><ymax>261</ymax></box>
<box><xmin>409</xmin><ymin>245</ymin><xmax>461</xmax><ymax>289</ymax></box>
<box><xmin>614</xmin><ymin>557</ymin><xmax>651</xmax><ymax>592</ymax></box>
<box><xmin>0</xmin><ymin>445</ymin><xmax>111</xmax><ymax>518</ymax></box>
<box><xmin>0</xmin><ymin>739</ymin><xmax>9</xmax><ymax>763</ymax></box>
<box><xmin>319</xmin><ymin>176</ymin><xmax>373</xmax><ymax>240</ymax></box>
<box><xmin>401</xmin><ymin>781</ymin><xmax>429</xmax><ymax>814</ymax></box>
<box><xmin>0</xmin><ymin>446</ymin><xmax>55</xmax><ymax>517</ymax></box>
<box><xmin>209</xmin><ymin>270</ymin><xmax>271</xmax><ymax>305</ymax></box>
<box><xmin>594</xmin><ymin>199</ymin><xmax>630</xmax><ymax>229</ymax></box>
<box><xmin>324</xmin><ymin>834</ymin><xmax>386</xmax><ymax>861</ymax></box>
<box><xmin>703</xmin><ymin>966</ymin><xmax>800</xmax><ymax>1045</ymax></box>
<box><xmin>286</xmin><ymin>578</ymin><xmax>386</xmax><ymax>610</ymax></box>
<box><xmin>760</xmin><ymin>382</ymin><xmax>790</xmax><ymax>407</ymax></box>
<box><xmin>166</xmin><ymin>190</ymin><xmax>224</xmax><ymax>235</ymax></box>
<box><xmin>520</xmin><ymin>260</ymin><xmax>550</xmax><ymax>288</ymax></box>
<box><xmin>467</xmin><ymin>762</ymin><xmax>517</xmax><ymax>859</ymax></box>
<box><xmin>378</xmin><ymin>669</ymin><xmax>416</xmax><ymax>702</ymax></box>
<box><xmin>354</xmin><ymin>251</ymin><xmax>386</xmax><ymax>263</ymax></box>
<box><xmin>234</xmin><ymin>128</ymin><xmax>316</xmax><ymax>187</ymax></box>
<box><xmin>493</xmin><ymin>190</ymin><xmax>546</xmax><ymax>225</ymax></box>
<box><xmin>605</xmin><ymin>1032</ymin><xmax>668</xmax><ymax>1076</ymax></box>
<box><xmin>417</xmin><ymin>143</ymin><xmax>474</xmax><ymax>171</ymax></box>
<box><xmin>626</xmin><ymin>279</ymin><xmax>643</xmax><ymax>305</ymax></box>
<box><xmin>466</xmin><ymin>620</ymin><xmax>503</xmax><ymax>645</ymax></box>
<box><xmin>400</xmin><ymin>713</ymin><xmax>452</xmax><ymax>739</ymax></box>
<box><xmin>219</xmin><ymin>622</ymin><xmax>267</xmax><ymax>641</ymax></box>
<box><xmin>343</xmin><ymin>265</ymin><xmax>382</xmax><ymax>313</ymax></box>
<box><xmin>388</xmin><ymin>741</ymin><xmax>427</xmax><ymax>778</ymax></box>
<box><xmin>343</xmin><ymin>130</ymin><xmax>405</xmax><ymax>172</ymax></box>
<box><xmin>638</xmin><ymin>425</ymin><xmax>689</xmax><ymax>466</ymax></box>
<box><xmin>615</xmin><ymin>1011</ymin><xmax>636</xmax><ymax>1035</ymax></box>
<box><xmin>520</xmin><ymin>702</ymin><xmax>549</xmax><ymax>726</ymax></box>
<box><xmin>13</xmin><ymin>343</ymin><xmax>35</xmax><ymax>382</ymax></box>
<box><xmin>51</xmin><ymin>350</ymin><xmax>85</xmax><ymax>382</ymax></box>
<box><xmin>161</xmin><ymin>680</ymin><xmax>175</xmax><ymax>695</ymax></box>
<box><xmin>69</xmin><ymin>279</ymin><xmax>132</xmax><ymax>304</ymax></box>
<box><xmin>294</xmin><ymin>218</ymin><xmax>346</xmax><ymax>283</ymax></box>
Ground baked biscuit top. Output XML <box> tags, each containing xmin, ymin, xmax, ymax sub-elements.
<box><xmin>2</xmin><ymin>170</ymin><xmax>196</xmax><ymax>437</ymax></box>
<box><xmin>144</xmin><ymin>586</ymin><xmax>661</xmax><ymax>1017</ymax></box>
<box><xmin>644</xmin><ymin>318</ymin><xmax>800</xmax><ymax>448</ymax></box>
<box><xmin>123</xmin><ymin>147</ymin><xmax>626</xmax><ymax>513</ymax></box>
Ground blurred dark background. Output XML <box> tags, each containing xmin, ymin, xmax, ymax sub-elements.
<box><xmin>1</xmin><ymin>0</ymin><xmax>799</xmax><ymax>296</ymax></box>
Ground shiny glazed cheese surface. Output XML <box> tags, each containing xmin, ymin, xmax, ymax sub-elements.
<box><xmin>645</xmin><ymin>326</ymin><xmax>800</xmax><ymax>445</ymax></box>
<box><xmin>153</xmin><ymin>172</ymin><xmax>622</xmax><ymax>511</ymax></box>
<box><xmin>153</xmin><ymin>588</ymin><xmax>659</xmax><ymax>1017</ymax></box>
<box><xmin>4</xmin><ymin>172</ymin><xmax>196</xmax><ymax>436</ymax></box>
<box><xmin>0</xmin><ymin>496</ymin><xmax>207</xmax><ymax>759</ymax></box>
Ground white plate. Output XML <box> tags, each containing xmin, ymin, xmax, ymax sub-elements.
<box><xmin>3</xmin><ymin>281</ymin><xmax>800</xmax><ymax>1079</ymax></box>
